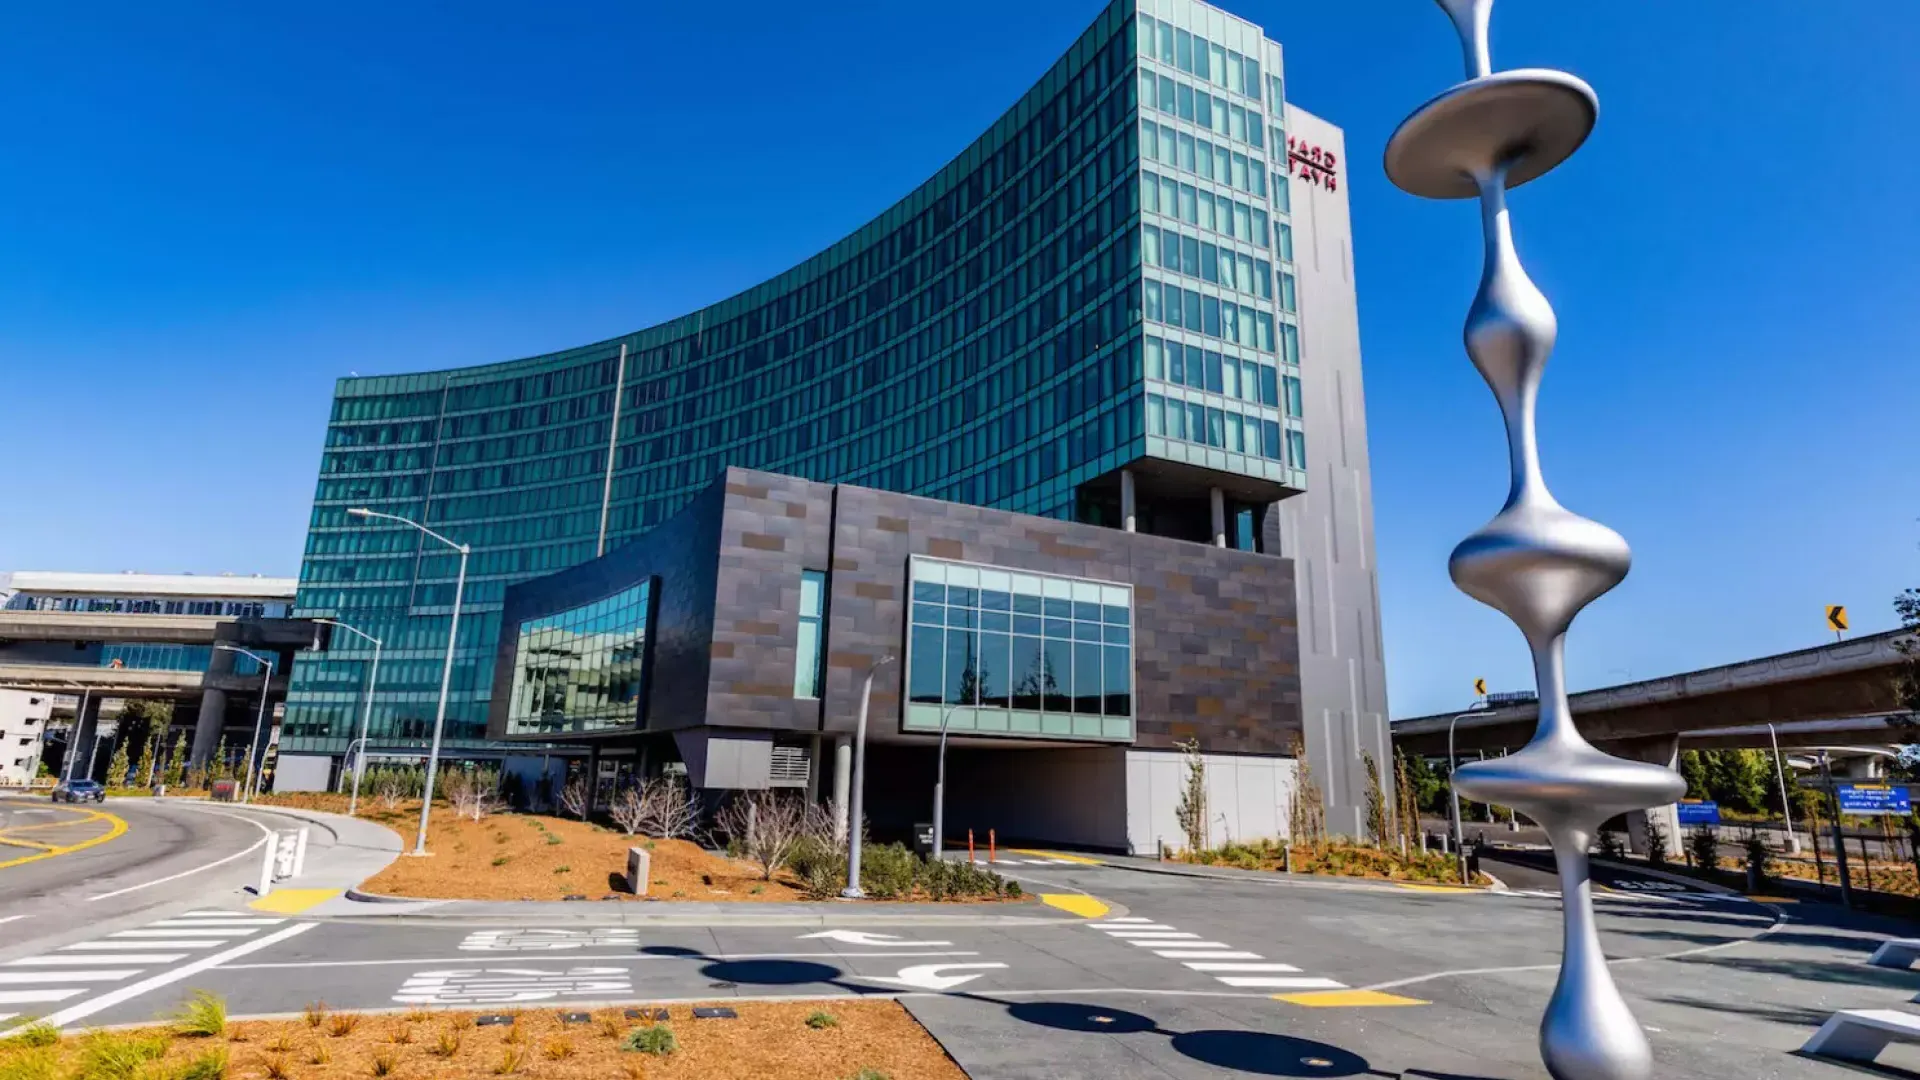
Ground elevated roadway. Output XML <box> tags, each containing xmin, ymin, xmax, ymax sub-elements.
<box><xmin>1394</xmin><ymin>629</ymin><xmax>1910</xmax><ymax>756</ymax></box>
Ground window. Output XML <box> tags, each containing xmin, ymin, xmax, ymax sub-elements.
<box><xmin>1288</xmin><ymin>429</ymin><xmax>1308</xmax><ymax>470</ymax></box>
<box><xmin>906</xmin><ymin>558</ymin><xmax>1132</xmax><ymax>737</ymax></box>
<box><xmin>794</xmin><ymin>571</ymin><xmax>827</xmax><ymax>698</ymax></box>
<box><xmin>504</xmin><ymin>579</ymin><xmax>653</xmax><ymax>735</ymax></box>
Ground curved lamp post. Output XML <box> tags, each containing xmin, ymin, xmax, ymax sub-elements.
<box><xmin>313</xmin><ymin>617</ymin><xmax>383</xmax><ymax>817</ymax></box>
<box><xmin>1386</xmin><ymin>2</ymin><xmax>1686</xmax><ymax>1077</ymax></box>
<box><xmin>932</xmin><ymin>702</ymin><xmax>961</xmax><ymax>861</ymax></box>
<box><xmin>842</xmin><ymin>653</ymin><xmax>895</xmax><ymax>899</ymax></box>
<box><xmin>346</xmin><ymin>507</ymin><xmax>470</xmax><ymax>857</ymax></box>
<box><xmin>214</xmin><ymin>644</ymin><xmax>275</xmax><ymax>803</ymax></box>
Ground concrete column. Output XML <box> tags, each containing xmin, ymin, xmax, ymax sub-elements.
<box><xmin>1210</xmin><ymin>487</ymin><xmax>1227</xmax><ymax>548</ymax></box>
<box><xmin>831</xmin><ymin>735</ymin><xmax>852</xmax><ymax>842</ymax></box>
<box><xmin>1120</xmin><ymin>469</ymin><xmax>1137</xmax><ymax>533</ymax></box>
<box><xmin>585</xmin><ymin>744</ymin><xmax>601</xmax><ymax>817</ymax></box>
<box><xmin>69</xmin><ymin>695</ymin><xmax>103</xmax><ymax>782</ymax></box>
<box><xmin>1616</xmin><ymin>736</ymin><xmax>1684</xmax><ymax>859</ymax></box>
<box><xmin>804</xmin><ymin>734</ymin><xmax>822</xmax><ymax>804</ymax></box>
<box><xmin>191</xmin><ymin>645</ymin><xmax>236</xmax><ymax>765</ymax></box>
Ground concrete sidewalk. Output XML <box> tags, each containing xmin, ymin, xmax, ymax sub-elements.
<box><xmin>197</xmin><ymin>802</ymin><xmax>404</xmax><ymax>914</ymax></box>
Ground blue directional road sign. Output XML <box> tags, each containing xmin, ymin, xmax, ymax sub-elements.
<box><xmin>1836</xmin><ymin>784</ymin><xmax>1911</xmax><ymax>816</ymax></box>
<box><xmin>1676</xmin><ymin>800</ymin><xmax>1720</xmax><ymax>827</ymax></box>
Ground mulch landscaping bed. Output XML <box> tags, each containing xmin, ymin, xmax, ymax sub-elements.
<box><xmin>0</xmin><ymin>1000</ymin><xmax>963</xmax><ymax>1080</ymax></box>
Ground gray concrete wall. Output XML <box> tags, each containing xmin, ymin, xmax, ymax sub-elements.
<box><xmin>1269</xmin><ymin>104</ymin><xmax>1391</xmax><ymax>839</ymax></box>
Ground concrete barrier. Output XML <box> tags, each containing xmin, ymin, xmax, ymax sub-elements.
<box><xmin>626</xmin><ymin>847</ymin><xmax>650</xmax><ymax>896</ymax></box>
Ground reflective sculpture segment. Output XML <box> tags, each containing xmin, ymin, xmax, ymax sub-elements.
<box><xmin>1384</xmin><ymin>3</ymin><xmax>1686</xmax><ymax>1078</ymax></box>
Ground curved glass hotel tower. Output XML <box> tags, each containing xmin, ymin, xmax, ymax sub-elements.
<box><xmin>285</xmin><ymin>0</ymin><xmax>1388</xmax><ymax>847</ymax></box>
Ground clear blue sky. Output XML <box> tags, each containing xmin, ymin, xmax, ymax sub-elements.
<box><xmin>1</xmin><ymin>2</ymin><xmax>1914</xmax><ymax>718</ymax></box>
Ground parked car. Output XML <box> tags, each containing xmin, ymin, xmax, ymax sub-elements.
<box><xmin>51</xmin><ymin>779</ymin><xmax>105</xmax><ymax>803</ymax></box>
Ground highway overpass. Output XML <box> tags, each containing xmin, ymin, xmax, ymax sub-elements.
<box><xmin>1392</xmin><ymin>629</ymin><xmax>1910</xmax><ymax>757</ymax></box>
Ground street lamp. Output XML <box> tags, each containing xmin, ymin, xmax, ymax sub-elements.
<box><xmin>214</xmin><ymin>644</ymin><xmax>275</xmax><ymax>803</ymax></box>
<box><xmin>346</xmin><ymin>506</ymin><xmax>470</xmax><ymax>856</ymax></box>
<box><xmin>314</xmin><ymin>618</ymin><xmax>384</xmax><ymax>817</ymax></box>
<box><xmin>931</xmin><ymin>702</ymin><xmax>961</xmax><ymax>861</ymax></box>
<box><xmin>1446</xmin><ymin>708</ymin><xmax>1478</xmax><ymax>885</ymax></box>
<box><xmin>842</xmin><ymin>653</ymin><xmax>895</xmax><ymax>899</ymax></box>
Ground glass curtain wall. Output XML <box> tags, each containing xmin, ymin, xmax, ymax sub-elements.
<box><xmin>284</xmin><ymin>0</ymin><xmax>1146</xmax><ymax>755</ymax></box>
<box><xmin>503</xmin><ymin>580</ymin><xmax>653</xmax><ymax>736</ymax></box>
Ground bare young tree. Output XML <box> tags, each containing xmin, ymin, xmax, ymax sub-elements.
<box><xmin>559</xmin><ymin>775</ymin><xmax>590</xmax><ymax>820</ymax></box>
<box><xmin>636</xmin><ymin>777</ymin><xmax>698</xmax><ymax>839</ymax></box>
<box><xmin>376</xmin><ymin>770</ymin><xmax>406</xmax><ymax>811</ymax></box>
<box><xmin>609</xmin><ymin>784</ymin><xmax>646</xmax><ymax>836</ymax></box>
<box><xmin>445</xmin><ymin>768</ymin><xmax>503</xmax><ymax>822</ymax></box>
<box><xmin>715</xmin><ymin>791</ymin><xmax>820</xmax><ymax>881</ymax></box>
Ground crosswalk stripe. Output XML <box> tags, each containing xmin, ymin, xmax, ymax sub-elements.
<box><xmin>1105</xmin><ymin>930</ymin><xmax>1195</xmax><ymax>938</ymax></box>
<box><xmin>0</xmin><ymin>971</ymin><xmax>142</xmax><ymax>984</ymax></box>
<box><xmin>111</xmin><ymin>929</ymin><xmax>255</xmax><ymax>939</ymax></box>
<box><xmin>1154</xmin><ymin>950</ymin><xmax>1265</xmax><ymax>960</ymax></box>
<box><xmin>7</xmin><ymin>955</ymin><xmax>185</xmax><ymax>966</ymax></box>
<box><xmin>0</xmin><ymin>989</ymin><xmax>86</xmax><ymax>1004</ymax></box>
<box><xmin>1130</xmin><ymin>939</ymin><xmax>1228</xmax><ymax>948</ymax></box>
<box><xmin>1184</xmin><ymin>962</ymin><xmax>1303</xmax><ymax>973</ymax></box>
<box><xmin>148</xmin><ymin>919</ymin><xmax>283</xmax><ymax>928</ymax></box>
<box><xmin>1092</xmin><ymin>918</ymin><xmax>1152</xmax><ymax>925</ymax></box>
<box><xmin>62</xmin><ymin>941</ymin><xmax>224</xmax><ymax>951</ymax></box>
<box><xmin>1217</xmin><ymin>976</ymin><xmax>1347</xmax><ymax>989</ymax></box>
<box><xmin>1097</xmin><ymin>924</ymin><xmax>1177</xmax><ymax>932</ymax></box>
<box><xmin>175</xmin><ymin>910</ymin><xmax>245</xmax><ymax>917</ymax></box>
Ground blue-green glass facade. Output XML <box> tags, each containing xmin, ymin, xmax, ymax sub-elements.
<box><xmin>286</xmin><ymin>0</ymin><xmax>1302</xmax><ymax>755</ymax></box>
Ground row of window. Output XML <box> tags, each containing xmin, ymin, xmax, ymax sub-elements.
<box><xmin>3</xmin><ymin>595</ymin><xmax>287</xmax><ymax>617</ymax></box>
<box><xmin>1146</xmin><ymin>392</ymin><xmax>1301</xmax><ymax>468</ymax></box>
<box><xmin>1141</xmin><ymin>119</ymin><xmax>1268</xmax><ymax>200</ymax></box>
<box><xmin>1138</xmin><ymin>12</ymin><xmax>1264</xmax><ymax>104</ymax></box>
<box><xmin>1144</xmin><ymin>336</ymin><xmax>1295</xmax><ymax>414</ymax></box>
<box><xmin>98</xmin><ymin>643</ymin><xmax>264</xmax><ymax>675</ymax></box>
<box><xmin>1142</xmin><ymin>169</ymin><xmax>1269</xmax><ymax>251</ymax></box>
<box><xmin>1143</xmin><ymin>279</ymin><xmax>1277</xmax><ymax>354</ymax></box>
<box><xmin>1143</xmin><ymin>223</ymin><xmax>1271</xmax><ymax>302</ymax></box>
<box><xmin>1139</xmin><ymin>69</ymin><xmax>1265</xmax><ymax>152</ymax></box>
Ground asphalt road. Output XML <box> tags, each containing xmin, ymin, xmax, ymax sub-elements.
<box><xmin>7</xmin><ymin>846</ymin><xmax>1911</xmax><ymax>1078</ymax></box>
<box><xmin>0</xmin><ymin>797</ymin><xmax>320</xmax><ymax>949</ymax></box>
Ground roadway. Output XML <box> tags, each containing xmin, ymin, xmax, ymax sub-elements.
<box><xmin>3</xmin><ymin>841</ymin><xmax>1909</xmax><ymax>1078</ymax></box>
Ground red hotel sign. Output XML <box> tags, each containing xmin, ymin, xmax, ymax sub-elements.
<box><xmin>1287</xmin><ymin>136</ymin><xmax>1338</xmax><ymax>192</ymax></box>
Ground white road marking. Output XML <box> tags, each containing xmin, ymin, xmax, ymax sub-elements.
<box><xmin>224</xmin><ymin>950</ymin><xmax>982</xmax><ymax>971</ymax></box>
<box><xmin>1107</xmin><ymin>932</ymin><xmax>1201</xmax><ymax>940</ymax></box>
<box><xmin>868</xmin><ymin>963</ymin><xmax>1008</xmax><ymax>991</ymax></box>
<box><xmin>799</xmin><ymin>930</ymin><xmax>951</xmax><ymax>947</ymax></box>
<box><xmin>111</xmin><ymin>929</ymin><xmax>255</xmax><ymax>939</ymax></box>
<box><xmin>1153</xmin><ymin>950</ymin><xmax>1265</xmax><ymax>960</ymax></box>
<box><xmin>0</xmin><ymin>1013</ymin><xmax>14</xmax><ymax>1023</ymax></box>
<box><xmin>39</xmin><ymin>923</ymin><xmax>315</xmax><ymax>1029</ymax></box>
<box><xmin>148</xmin><ymin>918</ymin><xmax>283</xmax><ymax>929</ymax></box>
<box><xmin>1183</xmin><ymin>962</ymin><xmax>1303</xmax><ymax>973</ymax></box>
<box><xmin>0</xmin><ymin>989</ymin><xmax>85</xmax><ymax>1004</ymax></box>
<box><xmin>1092</xmin><ymin>918</ymin><xmax>1152</xmax><ymax>925</ymax></box>
<box><xmin>0</xmin><ymin>916</ymin><xmax>25</xmax><ymax>926</ymax></box>
<box><xmin>9</xmin><ymin>954</ymin><xmax>187</xmax><ymax>966</ymax></box>
<box><xmin>85</xmin><ymin>809</ymin><xmax>276</xmax><ymax>902</ymax></box>
<box><xmin>1216</xmin><ymin>976</ymin><xmax>1346</xmax><ymax>989</ymax></box>
<box><xmin>458</xmin><ymin>929</ymin><xmax>640</xmax><ymax>952</ymax></box>
<box><xmin>0</xmin><ymin>971</ymin><xmax>142</xmax><ymax>984</ymax></box>
<box><xmin>1096</xmin><ymin>925</ymin><xmax>1177</xmax><ymax>932</ymax></box>
<box><xmin>62</xmin><ymin>940</ymin><xmax>226</xmax><ymax>950</ymax></box>
<box><xmin>394</xmin><ymin>967</ymin><xmax>631</xmax><ymax>1005</ymax></box>
<box><xmin>1129</xmin><ymin>939</ymin><xmax>1229</xmax><ymax>949</ymax></box>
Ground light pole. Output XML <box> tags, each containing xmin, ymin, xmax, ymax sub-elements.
<box><xmin>1766</xmin><ymin>722</ymin><xmax>1799</xmax><ymax>854</ymax></box>
<box><xmin>1446</xmin><ymin>709</ymin><xmax>1476</xmax><ymax>885</ymax></box>
<box><xmin>314</xmin><ymin>618</ymin><xmax>384</xmax><ymax>817</ymax></box>
<box><xmin>932</xmin><ymin>702</ymin><xmax>960</xmax><ymax>861</ymax></box>
<box><xmin>214</xmin><ymin>644</ymin><xmax>275</xmax><ymax>803</ymax></box>
<box><xmin>842</xmin><ymin>653</ymin><xmax>895</xmax><ymax>899</ymax></box>
<box><xmin>347</xmin><ymin>507</ymin><xmax>470</xmax><ymax>857</ymax></box>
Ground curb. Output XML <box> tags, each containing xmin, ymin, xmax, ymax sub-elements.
<box><xmin>1093</xmin><ymin>854</ymin><xmax>1498</xmax><ymax>894</ymax></box>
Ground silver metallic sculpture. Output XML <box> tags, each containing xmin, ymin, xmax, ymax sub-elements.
<box><xmin>1384</xmin><ymin>2</ymin><xmax>1686</xmax><ymax>1079</ymax></box>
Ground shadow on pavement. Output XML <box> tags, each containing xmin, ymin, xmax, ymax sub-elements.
<box><xmin>701</xmin><ymin>959</ymin><xmax>842</xmax><ymax>986</ymax></box>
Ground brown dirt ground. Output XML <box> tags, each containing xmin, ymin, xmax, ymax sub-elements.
<box><xmin>1181</xmin><ymin>841</ymin><xmax>1494</xmax><ymax>886</ymax></box>
<box><xmin>0</xmin><ymin>1000</ymin><xmax>965</xmax><ymax>1080</ymax></box>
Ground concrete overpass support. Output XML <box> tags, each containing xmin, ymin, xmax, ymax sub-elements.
<box><xmin>1615</xmin><ymin>736</ymin><xmax>1683</xmax><ymax>859</ymax></box>
<box><xmin>190</xmin><ymin>644</ymin><xmax>234</xmax><ymax>765</ymax></box>
<box><xmin>68</xmin><ymin>695</ymin><xmax>103</xmax><ymax>783</ymax></box>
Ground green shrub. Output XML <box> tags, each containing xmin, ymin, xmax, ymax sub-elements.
<box><xmin>170</xmin><ymin>990</ymin><xmax>228</xmax><ymax>1038</ymax></box>
<box><xmin>174</xmin><ymin>1046</ymin><xmax>230</xmax><ymax>1080</ymax></box>
<box><xmin>1</xmin><ymin>1022</ymin><xmax>60</xmax><ymax>1048</ymax></box>
<box><xmin>74</xmin><ymin>1031</ymin><xmax>169</xmax><ymax>1080</ymax></box>
<box><xmin>0</xmin><ymin>1048</ymin><xmax>60</xmax><ymax>1080</ymax></box>
<box><xmin>859</xmin><ymin>843</ymin><xmax>917</xmax><ymax>899</ymax></box>
<box><xmin>805</xmin><ymin>1010</ymin><xmax>838</xmax><ymax>1030</ymax></box>
<box><xmin>845</xmin><ymin>1069</ymin><xmax>890</xmax><ymax>1080</ymax></box>
<box><xmin>1744</xmin><ymin>830</ymin><xmax>1772</xmax><ymax>885</ymax></box>
<box><xmin>621</xmin><ymin>1025</ymin><xmax>677</xmax><ymax>1056</ymax></box>
<box><xmin>1686</xmin><ymin>826</ymin><xmax>1719</xmax><ymax>872</ymax></box>
<box><xmin>1595</xmin><ymin>827</ymin><xmax>1627</xmax><ymax>861</ymax></box>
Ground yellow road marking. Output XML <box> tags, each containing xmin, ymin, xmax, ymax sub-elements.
<box><xmin>250</xmin><ymin>889</ymin><xmax>342</xmax><ymax>914</ymax></box>
<box><xmin>0</xmin><ymin>835</ymin><xmax>57</xmax><ymax>851</ymax></box>
<box><xmin>3</xmin><ymin>815</ymin><xmax>114</xmax><ymax>833</ymax></box>
<box><xmin>1745</xmin><ymin>895</ymin><xmax>1799</xmax><ymax>904</ymax></box>
<box><xmin>1276</xmin><ymin>989</ymin><xmax>1429</xmax><ymax>1008</ymax></box>
<box><xmin>1040</xmin><ymin>893</ymin><xmax>1110</xmax><ymax>918</ymax></box>
<box><xmin>0</xmin><ymin>808</ymin><xmax>127</xmax><ymax>871</ymax></box>
<box><xmin>1010</xmin><ymin>848</ymin><xmax>1103</xmax><ymax>865</ymax></box>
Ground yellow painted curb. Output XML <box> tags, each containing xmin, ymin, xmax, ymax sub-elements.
<box><xmin>0</xmin><ymin>809</ymin><xmax>127</xmax><ymax>871</ymax></box>
<box><xmin>1394</xmin><ymin>883</ymin><xmax>1475</xmax><ymax>894</ymax></box>
<box><xmin>1010</xmin><ymin>848</ymin><xmax>1103</xmax><ymax>866</ymax></box>
<box><xmin>1041</xmin><ymin>893</ymin><xmax>1110</xmax><ymax>918</ymax></box>
<box><xmin>250</xmin><ymin>889</ymin><xmax>342</xmax><ymax>914</ymax></box>
<box><xmin>1745</xmin><ymin>895</ymin><xmax>1799</xmax><ymax>904</ymax></box>
<box><xmin>1276</xmin><ymin>989</ymin><xmax>1429</xmax><ymax>1008</ymax></box>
